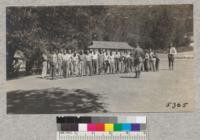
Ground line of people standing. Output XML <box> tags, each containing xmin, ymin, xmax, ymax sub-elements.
<box><xmin>41</xmin><ymin>48</ymin><xmax>140</xmax><ymax>79</ymax></box>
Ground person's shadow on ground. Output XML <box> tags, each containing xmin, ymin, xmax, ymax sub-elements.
<box><xmin>7</xmin><ymin>88</ymin><xmax>108</xmax><ymax>114</ymax></box>
<box><xmin>120</xmin><ymin>76</ymin><xmax>137</xmax><ymax>78</ymax></box>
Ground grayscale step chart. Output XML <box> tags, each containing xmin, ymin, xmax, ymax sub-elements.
<box><xmin>56</xmin><ymin>116</ymin><xmax>147</xmax><ymax>140</ymax></box>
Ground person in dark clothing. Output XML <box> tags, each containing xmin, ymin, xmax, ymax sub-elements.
<box><xmin>134</xmin><ymin>44</ymin><xmax>144</xmax><ymax>78</ymax></box>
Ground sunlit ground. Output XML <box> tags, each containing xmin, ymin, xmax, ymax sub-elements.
<box><xmin>6</xmin><ymin>52</ymin><xmax>196</xmax><ymax>114</ymax></box>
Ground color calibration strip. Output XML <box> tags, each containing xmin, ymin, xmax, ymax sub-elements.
<box><xmin>57</xmin><ymin>116</ymin><xmax>147</xmax><ymax>140</ymax></box>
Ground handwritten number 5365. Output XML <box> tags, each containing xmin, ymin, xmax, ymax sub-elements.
<box><xmin>166</xmin><ymin>102</ymin><xmax>188</xmax><ymax>109</ymax></box>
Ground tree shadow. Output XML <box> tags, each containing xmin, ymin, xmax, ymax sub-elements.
<box><xmin>7</xmin><ymin>88</ymin><xmax>108</xmax><ymax>114</ymax></box>
<box><xmin>7</xmin><ymin>74</ymin><xmax>34</xmax><ymax>81</ymax></box>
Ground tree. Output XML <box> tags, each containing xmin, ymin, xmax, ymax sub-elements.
<box><xmin>6</xmin><ymin>5</ymin><xmax>193</xmax><ymax>78</ymax></box>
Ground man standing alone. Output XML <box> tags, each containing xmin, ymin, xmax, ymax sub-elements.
<box><xmin>168</xmin><ymin>44</ymin><xmax>177</xmax><ymax>70</ymax></box>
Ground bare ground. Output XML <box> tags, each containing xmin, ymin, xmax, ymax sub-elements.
<box><xmin>5</xmin><ymin>52</ymin><xmax>196</xmax><ymax>113</ymax></box>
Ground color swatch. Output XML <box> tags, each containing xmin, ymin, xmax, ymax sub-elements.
<box><xmin>57</xmin><ymin>116</ymin><xmax>147</xmax><ymax>140</ymax></box>
<box><xmin>57</xmin><ymin>116</ymin><xmax>146</xmax><ymax>132</ymax></box>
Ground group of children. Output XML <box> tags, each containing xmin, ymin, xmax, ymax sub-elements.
<box><xmin>41</xmin><ymin>48</ymin><xmax>160</xmax><ymax>79</ymax></box>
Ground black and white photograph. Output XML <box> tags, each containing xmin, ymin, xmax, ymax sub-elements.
<box><xmin>5</xmin><ymin>5</ymin><xmax>196</xmax><ymax>114</ymax></box>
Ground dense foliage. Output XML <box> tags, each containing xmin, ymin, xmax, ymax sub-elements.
<box><xmin>6</xmin><ymin>5</ymin><xmax>193</xmax><ymax>78</ymax></box>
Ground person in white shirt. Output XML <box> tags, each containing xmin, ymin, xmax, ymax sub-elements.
<box><xmin>110</xmin><ymin>51</ymin><xmax>115</xmax><ymax>74</ymax></box>
<box><xmin>118</xmin><ymin>51</ymin><xmax>123</xmax><ymax>73</ymax></box>
<box><xmin>144</xmin><ymin>51</ymin><xmax>150</xmax><ymax>72</ymax></box>
<box><xmin>168</xmin><ymin>44</ymin><xmax>177</xmax><ymax>70</ymax></box>
<box><xmin>67</xmin><ymin>50</ymin><xmax>73</xmax><ymax>77</ymax></box>
<box><xmin>149</xmin><ymin>49</ymin><xmax>156</xmax><ymax>72</ymax></box>
<box><xmin>104</xmin><ymin>51</ymin><xmax>110</xmax><ymax>74</ymax></box>
<box><xmin>92</xmin><ymin>50</ymin><xmax>99</xmax><ymax>75</ymax></box>
<box><xmin>114</xmin><ymin>51</ymin><xmax>120</xmax><ymax>73</ymax></box>
<box><xmin>86</xmin><ymin>50</ymin><xmax>93</xmax><ymax>76</ymax></box>
<box><xmin>74</xmin><ymin>52</ymin><xmax>80</xmax><ymax>76</ymax></box>
<box><xmin>82</xmin><ymin>50</ymin><xmax>87</xmax><ymax>76</ymax></box>
<box><xmin>79</xmin><ymin>50</ymin><xmax>85</xmax><ymax>76</ymax></box>
<box><xmin>126</xmin><ymin>51</ymin><xmax>131</xmax><ymax>73</ymax></box>
<box><xmin>121</xmin><ymin>52</ymin><xmax>126</xmax><ymax>73</ymax></box>
<box><xmin>50</xmin><ymin>50</ymin><xmax>58</xmax><ymax>80</ymax></box>
<box><xmin>124</xmin><ymin>52</ymin><xmax>128</xmax><ymax>73</ymax></box>
<box><xmin>71</xmin><ymin>52</ymin><xmax>77</xmax><ymax>76</ymax></box>
<box><xmin>62</xmin><ymin>49</ymin><xmax>68</xmax><ymax>78</ymax></box>
<box><xmin>41</xmin><ymin>51</ymin><xmax>48</xmax><ymax>78</ymax></box>
<box><xmin>98</xmin><ymin>50</ymin><xmax>105</xmax><ymax>75</ymax></box>
<box><xmin>57</xmin><ymin>49</ymin><xmax>63</xmax><ymax>77</ymax></box>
